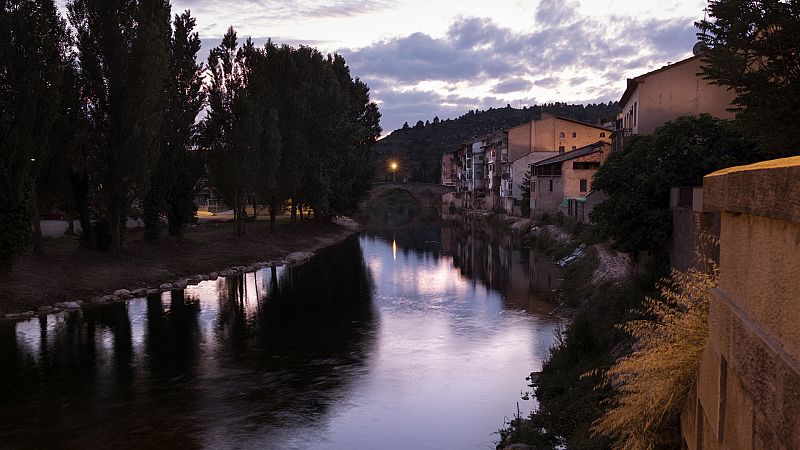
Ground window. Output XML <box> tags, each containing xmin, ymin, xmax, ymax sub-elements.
<box><xmin>532</xmin><ymin>181</ymin><xmax>535</xmax><ymax>192</ymax></box>
<box><xmin>558</xmin><ymin>145</ymin><xmax>565</xmax><ymax>154</ymax></box>
<box><xmin>571</xmin><ymin>146</ymin><xmax>576</xmax><ymax>151</ymax></box>
<box><xmin>559</xmin><ymin>132</ymin><xmax>565</xmax><ymax>138</ymax></box>
<box><xmin>571</xmin><ymin>132</ymin><xmax>576</xmax><ymax>138</ymax></box>
<box><xmin>580</xmin><ymin>179</ymin><xmax>588</xmax><ymax>192</ymax></box>
<box><xmin>573</xmin><ymin>161</ymin><xmax>600</xmax><ymax>170</ymax></box>
<box><xmin>600</xmin><ymin>132</ymin><xmax>606</xmax><ymax>138</ymax></box>
<box><xmin>549</xmin><ymin>179</ymin><xmax>553</xmax><ymax>192</ymax></box>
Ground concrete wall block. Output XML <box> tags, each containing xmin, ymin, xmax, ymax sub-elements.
<box><xmin>697</xmin><ymin>346</ymin><xmax>721</xmax><ymax>437</ymax></box>
<box><xmin>704</xmin><ymin>156</ymin><xmax>800</xmax><ymax>224</ymax></box>
<box><xmin>708</xmin><ymin>292</ymin><xmax>732</xmax><ymax>360</ymax></box>
<box><xmin>721</xmin><ymin>214</ymin><xmax>800</xmax><ymax>360</ymax></box>
<box><xmin>775</xmin><ymin>358</ymin><xmax>800</xmax><ymax>449</ymax></box>
<box><xmin>718</xmin><ymin>213</ymin><xmax>752</xmax><ymax>311</ymax></box>
<box><xmin>730</xmin><ymin>313</ymin><xmax>783</xmax><ymax>430</ymax></box>
<box><xmin>753</xmin><ymin>408</ymin><xmax>787</xmax><ymax>450</ymax></box>
<box><xmin>722</xmin><ymin>370</ymin><xmax>754</xmax><ymax>450</ymax></box>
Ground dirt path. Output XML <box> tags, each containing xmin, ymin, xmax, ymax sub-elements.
<box><xmin>0</xmin><ymin>218</ymin><xmax>361</xmax><ymax>316</ymax></box>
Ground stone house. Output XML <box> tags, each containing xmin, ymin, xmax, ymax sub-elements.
<box><xmin>505</xmin><ymin>114</ymin><xmax>610</xmax><ymax>215</ymax></box>
<box><xmin>440</xmin><ymin>151</ymin><xmax>456</xmax><ymax>187</ymax></box>
<box><xmin>613</xmin><ymin>54</ymin><xmax>736</xmax><ymax>151</ymax></box>
<box><xmin>530</xmin><ymin>141</ymin><xmax>610</xmax><ymax>219</ymax></box>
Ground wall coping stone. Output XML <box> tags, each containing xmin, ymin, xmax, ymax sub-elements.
<box><xmin>704</xmin><ymin>156</ymin><xmax>800</xmax><ymax>224</ymax></box>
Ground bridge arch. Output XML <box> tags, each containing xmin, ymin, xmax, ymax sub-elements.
<box><xmin>361</xmin><ymin>182</ymin><xmax>455</xmax><ymax>210</ymax></box>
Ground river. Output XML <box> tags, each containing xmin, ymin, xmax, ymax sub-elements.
<box><xmin>0</xmin><ymin>223</ymin><xmax>563</xmax><ymax>449</ymax></box>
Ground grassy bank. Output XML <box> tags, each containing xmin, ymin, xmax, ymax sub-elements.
<box><xmin>0</xmin><ymin>218</ymin><xmax>360</xmax><ymax>316</ymax></box>
<box><xmin>482</xmin><ymin>214</ymin><xmax>667</xmax><ymax>449</ymax></box>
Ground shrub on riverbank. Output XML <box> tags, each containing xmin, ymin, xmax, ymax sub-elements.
<box><xmin>498</xmin><ymin>251</ymin><xmax>654</xmax><ymax>449</ymax></box>
<box><xmin>590</xmin><ymin>265</ymin><xmax>717</xmax><ymax>449</ymax></box>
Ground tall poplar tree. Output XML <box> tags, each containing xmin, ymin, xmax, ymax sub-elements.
<box><xmin>203</xmin><ymin>29</ymin><xmax>260</xmax><ymax>236</ymax></box>
<box><xmin>144</xmin><ymin>9</ymin><xmax>205</xmax><ymax>240</ymax></box>
<box><xmin>68</xmin><ymin>0</ymin><xmax>170</xmax><ymax>254</ymax></box>
<box><xmin>0</xmin><ymin>0</ymin><xmax>67</xmax><ymax>271</ymax></box>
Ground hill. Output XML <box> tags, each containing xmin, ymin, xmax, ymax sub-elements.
<box><xmin>373</xmin><ymin>102</ymin><xmax>621</xmax><ymax>183</ymax></box>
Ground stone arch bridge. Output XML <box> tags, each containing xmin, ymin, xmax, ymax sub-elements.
<box><xmin>360</xmin><ymin>182</ymin><xmax>455</xmax><ymax>210</ymax></box>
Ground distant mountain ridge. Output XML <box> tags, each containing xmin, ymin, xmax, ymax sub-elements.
<box><xmin>373</xmin><ymin>102</ymin><xmax>621</xmax><ymax>183</ymax></box>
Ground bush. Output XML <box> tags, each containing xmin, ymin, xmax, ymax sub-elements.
<box><xmin>88</xmin><ymin>219</ymin><xmax>112</xmax><ymax>250</ymax></box>
<box><xmin>590</xmin><ymin>265</ymin><xmax>718</xmax><ymax>449</ymax></box>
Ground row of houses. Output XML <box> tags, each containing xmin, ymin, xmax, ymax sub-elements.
<box><xmin>441</xmin><ymin>52</ymin><xmax>736</xmax><ymax>222</ymax></box>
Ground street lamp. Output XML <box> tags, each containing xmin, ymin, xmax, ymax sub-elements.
<box><xmin>390</xmin><ymin>161</ymin><xmax>398</xmax><ymax>182</ymax></box>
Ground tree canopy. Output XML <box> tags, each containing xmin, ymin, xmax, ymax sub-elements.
<box><xmin>0</xmin><ymin>0</ymin><xmax>69</xmax><ymax>271</ymax></box>
<box><xmin>698</xmin><ymin>0</ymin><xmax>800</xmax><ymax>158</ymax></box>
<box><xmin>590</xmin><ymin>114</ymin><xmax>759</xmax><ymax>255</ymax></box>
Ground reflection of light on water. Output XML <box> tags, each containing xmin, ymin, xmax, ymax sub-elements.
<box><xmin>392</xmin><ymin>239</ymin><xmax>397</xmax><ymax>261</ymax></box>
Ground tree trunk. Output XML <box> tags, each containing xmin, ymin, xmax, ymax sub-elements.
<box><xmin>65</xmin><ymin>211</ymin><xmax>75</xmax><ymax>236</ymax></box>
<box><xmin>269</xmin><ymin>196</ymin><xmax>277</xmax><ymax>233</ymax></box>
<box><xmin>252</xmin><ymin>196</ymin><xmax>257</xmax><ymax>239</ymax></box>
<box><xmin>290</xmin><ymin>193</ymin><xmax>297</xmax><ymax>225</ymax></box>
<box><xmin>110</xmin><ymin>203</ymin><xmax>122</xmax><ymax>257</ymax></box>
<box><xmin>71</xmin><ymin>172</ymin><xmax>92</xmax><ymax>247</ymax></box>
<box><xmin>32</xmin><ymin>206</ymin><xmax>43</xmax><ymax>255</ymax></box>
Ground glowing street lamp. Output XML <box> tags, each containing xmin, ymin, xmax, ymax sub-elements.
<box><xmin>389</xmin><ymin>161</ymin><xmax>399</xmax><ymax>182</ymax></box>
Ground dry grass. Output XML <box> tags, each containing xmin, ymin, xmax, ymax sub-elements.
<box><xmin>589</xmin><ymin>262</ymin><xmax>718</xmax><ymax>449</ymax></box>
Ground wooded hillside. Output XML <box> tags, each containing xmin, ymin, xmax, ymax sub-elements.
<box><xmin>373</xmin><ymin>102</ymin><xmax>621</xmax><ymax>182</ymax></box>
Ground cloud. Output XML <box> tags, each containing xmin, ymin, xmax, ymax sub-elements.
<box><xmin>534</xmin><ymin>77</ymin><xmax>559</xmax><ymax>88</ymax></box>
<box><xmin>342</xmin><ymin>1</ymin><xmax>699</xmax><ymax>132</ymax></box>
<box><xmin>494</xmin><ymin>78</ymin><xmax>533</xmax><ymax>94</ymax></box>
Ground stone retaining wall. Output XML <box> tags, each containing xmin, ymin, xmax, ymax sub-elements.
<box><xmin>680</xmin><ymin>156</ymin><xmax>800</xmax><ymax>450</ymax></box>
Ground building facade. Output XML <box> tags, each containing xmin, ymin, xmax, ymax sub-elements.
<box><xmin>613</xmin><ymin>55</ymin><xmax>736</xmax><ymax>151</ymax></box>
<box><xmin>505</xmin><ymin>114</ymin><xmax>610</xmax><ymax>215</ymax></box>
<box><xmin>530</xmin><ymin>141</ymin><xmax>610</xmax><ymax>219</ymax></box>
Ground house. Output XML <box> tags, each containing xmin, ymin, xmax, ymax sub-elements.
<box><xmin>481</xmin><ymin>131</ymin><xmax>508</xmax><ymax>211</ymax></box>
<box><xmin>613</xmin><ymin>54</ymin><xmax>736</xmax><ymax>150</ymax></box>
<box><xmin>530</xmin><ymin>141</ymin><xmax>611</xmax><ymax>220</ymax></box>
<box><xmin>505</xmin><ymin>114</ymin><xmax>611</xmax><ymax>215</ymax></box>
<box><xmin>452</xmin><ymin>143</ymin><xmax>470</xmax><ymax>207</ymax></box>
<box><xmin>440</xmin><ymin>152</ymin><xmax>456</xmax><ymax>187</ymax></box>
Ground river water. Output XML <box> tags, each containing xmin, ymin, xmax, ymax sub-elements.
<box><xmin>0</xmin><ymin>223</ymin><xmax>563</xmax><ymax>449</ymax></box>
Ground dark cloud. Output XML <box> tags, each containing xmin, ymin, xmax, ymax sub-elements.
<box><xmin>494</xmin><ymin>78</ymin><xmax>533</xmax><ymax>94</ymax></box>
<box><xmin>569</xmin><ymin>76</ymin><xmax>588</xmax><ymax>86</ymax></box>
<box><xmin>534</xmin><ymin>77</ymin><xmax>559</xmax><ymax>88</ymax></box>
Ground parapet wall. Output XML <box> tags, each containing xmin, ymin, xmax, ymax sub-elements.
<box><xmin>681</xmin><ymin>156</ymin><xmax>800</xmax><ymax>450</ymax></box>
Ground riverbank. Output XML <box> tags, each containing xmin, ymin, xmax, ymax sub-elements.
<box><xmin>457</xmin><ymin>210</ymin><xmax>653</xmax><ymax>449</ymax></box>
<box><xmin>0</xmin><ymin>217</ymin><xmax>361</xmax><ymax>317</ymax></box>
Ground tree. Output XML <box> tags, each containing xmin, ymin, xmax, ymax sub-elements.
<box><xmin>698</xmin><ymin>0</ymin><xmax>800</xmax><ymax>158</ymax></box>
<box><xmin>68</xmin><ymin>0</ymin><xmax>171</xmax><ymax>255</ymax></box>
<box><xmin>590</xmin><ymin>114</ymin><xmax>759</xmax><ymax>255</ymax></box>
<box><xmin>144</xmin><ymin>9</ymin><xmax>206</xmax><ymax>240</ymax></box>
<box><xmin>0</xmin><ymin>0</ymin><xmax>68</xmax><ymax>271</ymax></box>
<box><xmin>203</xmin><ymin>27</ymin><xmax>261</xmax><ymax>235</ymax></box>
<box><xmin>520</xmin><ymin>167</ymin><xmax>532</xmax><ymax>217</ymax></box>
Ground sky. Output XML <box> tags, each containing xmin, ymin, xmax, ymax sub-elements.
<box><xmin>59</xmin><ymin>0</ymin><xmax>708</xmax><ymax>133</ymax></box>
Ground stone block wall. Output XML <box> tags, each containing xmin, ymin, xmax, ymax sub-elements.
<box><xmin>680</xmin><ymin>156</ymin><xmax>800</xmax><ymax>450</ymax></box>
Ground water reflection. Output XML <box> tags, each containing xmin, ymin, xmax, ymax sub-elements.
<box><xmin>0</xmin><ymin>224</ymin><xmax>562</xmax><ymax>450</ymax></box>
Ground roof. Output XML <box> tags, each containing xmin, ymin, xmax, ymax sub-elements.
<box><xmin>533</xmin><ymin>141</ymin><xmax>609</xmax><ymax>166</ymax></box>
<box><xmin>508</xmin><ymin>114</ymin><xmax>611</xmax><ymax>133</ymax></box>
<box><xmin>619</xmin><ymin>55</ymin><xmax>700</xmax><ymax>107</ymax></box>
<box><xmin>542</xmin><ymin>113</ymin><xmax>612</xmax><ymax>131</ymax></box>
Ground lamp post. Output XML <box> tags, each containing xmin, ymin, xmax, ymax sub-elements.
<box><xmin>390</xmin><ymin>161</ymin><xmax>398</xmax><ymax>182</ymax></box>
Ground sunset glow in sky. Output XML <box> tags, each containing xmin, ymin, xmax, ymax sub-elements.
<box><xmin>59</xmin><ymin>0</ymin><xmax>709</xmax><ymax>132</ymax></box>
